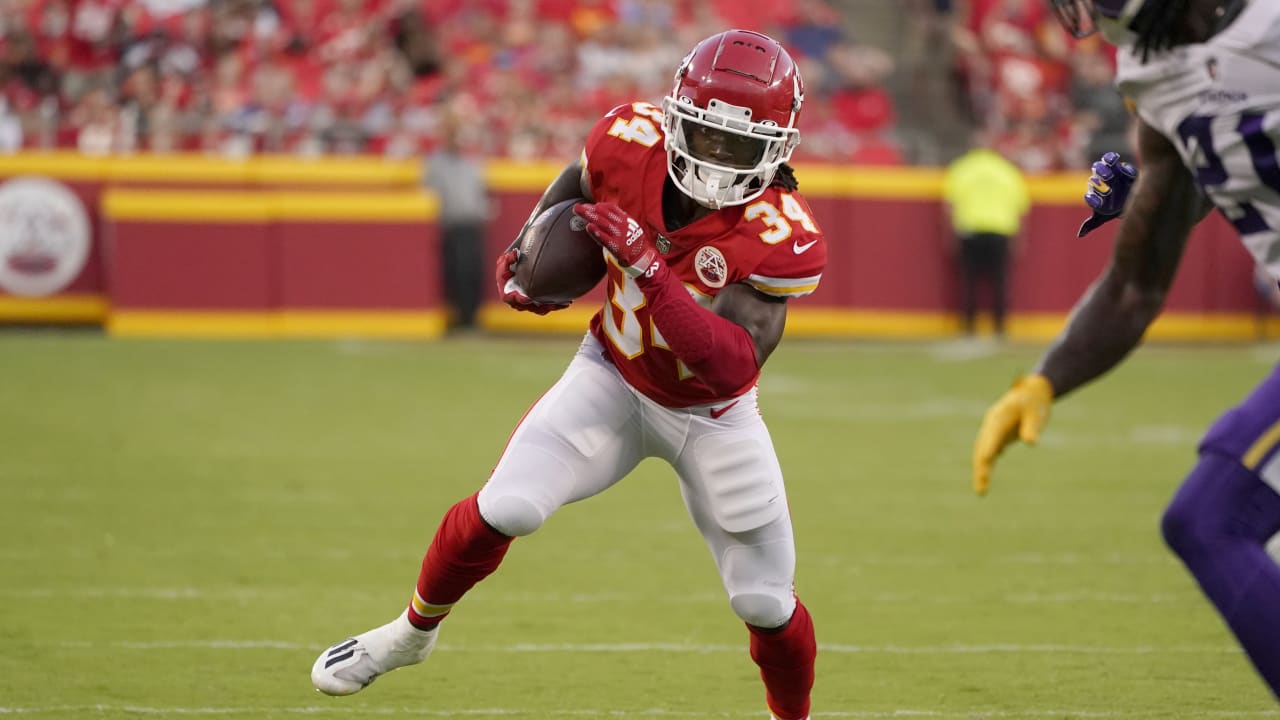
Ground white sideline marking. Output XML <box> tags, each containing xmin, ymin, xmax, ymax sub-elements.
<box><xmin>50</xmin><ymin>640</ymin><xmax>1241</xmax><ymax>655</ymax></box>
<box><xmin>0</xmin><ymin>707</ymin><xmax>1275</xmax><ymax>718</ymax></box>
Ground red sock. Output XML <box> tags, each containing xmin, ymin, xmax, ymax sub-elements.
<box><xmin>406</xmin><ymin>493</ymin><xmax>513</xmax><ymax>631</ymax></box>
<box><xmin>748</xmin><ymin>599</ymin><xmax>816</xmax><ymax>720</ymax></box>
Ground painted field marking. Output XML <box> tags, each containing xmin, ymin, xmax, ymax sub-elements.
<box><xmin>48</xmin><ymin>640</ymin><xmax>1241</xmax><ymax>655</ymax></box>
<box><xmin>3</xmin><ymin>586</ymin><xmax>1196</xmax><ymax>606</ymax></box>
<box><xmin>0</xmin><ymin>706</ymin><xmax>1276</xmax><ymax>718</ymax></box>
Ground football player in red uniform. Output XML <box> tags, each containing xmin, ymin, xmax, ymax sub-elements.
<box><xmin>312</xmin><ymin>30</ymin><xmax>825</xmax><ymax>720</ymax></box>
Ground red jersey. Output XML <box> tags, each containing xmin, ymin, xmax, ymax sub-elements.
<box><xmin>583</xmin><ymin>101</ymin><xmax>826</xmax><ymax>408</ymax></box>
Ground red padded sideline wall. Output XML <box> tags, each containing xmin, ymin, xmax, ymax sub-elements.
<box><xmin>102</xmin><ymin>190</ymin><xmax>443</xmax><ymax>338</ymax></box>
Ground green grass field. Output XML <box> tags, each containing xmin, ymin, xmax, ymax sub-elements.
<box><xmin>2</xmin><ymin>331</ymin><xmax>1278</xmax><ymax>719</ymax></box>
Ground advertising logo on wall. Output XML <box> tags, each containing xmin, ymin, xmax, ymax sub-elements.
<box><xmin>0</xmin><ymin>175</ymin><xmax>91</xmax><ymax>297</ymax></box>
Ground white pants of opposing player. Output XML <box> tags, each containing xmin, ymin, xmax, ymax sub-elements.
<box><xmin>477</xmin><ymin>333</ymin><xmax>797</xmax><ymax>629</ymax></box>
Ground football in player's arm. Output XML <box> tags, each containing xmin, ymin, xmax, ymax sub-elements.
<box><xmin>977</xmin><ymin>0</ymin><xmax>1280</xmax><ymax>699</ymax></box>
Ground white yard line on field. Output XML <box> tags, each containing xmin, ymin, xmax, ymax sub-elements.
<box><xmin>49</xmin><ymin>640</ymin><xmax>1241</xmax><ymax>655</ymax></box>
<box><xmin>0</xmin><ymin>548</ymin><xmax>1173</xmax><ymax>566</ymax></box>
<box><xmin>0</xmin><ymin>706</ymin><xmax>1275</xmax><ymax>718</ymax></box>
<box><xmin>3</xmin><ymin>586</ymin><xmax>1194</xmax><ymax>606</ymax></box>
<box><xmin>54</xmin><ymin>640</ymin><xmax>312</xmax><ymax>650</ymax></box>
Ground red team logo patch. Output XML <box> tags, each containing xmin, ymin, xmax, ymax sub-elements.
<box><xmin>694</xmin><ymin>246</ymin><xmax>727</xmax><ymax>288</ymax></box>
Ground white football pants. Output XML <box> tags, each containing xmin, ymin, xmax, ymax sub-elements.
<box><xmin>477</xmin><ymin>333</ymin><xmax>797</xmax><ymax>629</ymax></box>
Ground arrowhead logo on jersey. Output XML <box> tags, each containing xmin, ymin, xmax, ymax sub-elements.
<box><xmin>694</xmin><ymin>246</ymin><xmax>727</xmax><ymax>288</ymax></box>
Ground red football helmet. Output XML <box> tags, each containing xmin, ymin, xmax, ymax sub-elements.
<box><xmin>661</xmin><ymin>30</ymin><xmax>804</xmax><ymax>209</ymax></box>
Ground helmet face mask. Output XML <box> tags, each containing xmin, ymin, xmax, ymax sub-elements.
<box><xmin>662</xmin><ymin>30</ymin><xmax>803</xmax><ymax>210</ymax></box>
<box><xmin>1050</xmin><ymin>0</ymin><xmax>1096</xmax><ymax>37</ymax></box>
<box><xmin>1048</xmin><ymin>0</ymin><xmax>1148</xmax><ymax>45</ymax></box>
<box><xmin>683</xmin><ymin>120</ymin><xmax>770</xmax><ymax>170</ymax></box>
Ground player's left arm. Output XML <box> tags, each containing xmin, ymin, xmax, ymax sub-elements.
<box><xmin>710</xmin><ymin>284</ymin><xmax>788</xmax><ymax>365</ymax></box>
<box><xmin>723</xmin><ymin>190</ymin><xmax>825</xmax><ymax>366</ymax></box>
<box><xmin>1036</xmin><ymin>119</ymin><xmax>1202</xmax><ymax>397</ymax></box>
<box><xmin>973</xmin><ymin>118</ymin><xmax>1202</xmax><ymax>495</ymax></box>
<box><xmin>507</xmin><ymin>157</ymin><xmax>594</xmax><ymax>254</ymax></box>
<box><xmin>638</xmin><ymin>276</ymin><xmax>781</xmax><ymax>393</ymax></box>
<box><xmin>495</xmin><ymin>158</ymin><xmax>594</xmax><ymax>314</ymax></box>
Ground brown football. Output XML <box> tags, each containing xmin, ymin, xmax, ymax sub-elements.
<box><xmin>514</xmin><ymin>198</ymin><xmax>607</xmax><ymax>305</ymax></box>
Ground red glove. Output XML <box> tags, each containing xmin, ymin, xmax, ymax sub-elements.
<box><xmin>494</xmin><ymin>248</ymin><xmax>569</xmax><ymax>315</ymax></box>
<box><xmin>574</xmin><ymin>202</ymin><xmax>663</xmax><ymax>280</ymax></box>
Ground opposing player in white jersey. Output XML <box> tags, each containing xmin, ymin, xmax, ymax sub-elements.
<box><xmin>973</xmin><ymin>0</ymin><xmax>1280</xmax><ymax>699</ymax></box>
<box><xmin>310</xmin><ymin>30</ymin><xmax>824</xmax><ymax>719</ymax></box>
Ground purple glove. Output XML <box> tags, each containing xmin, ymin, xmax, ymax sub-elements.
<box><xmin>1078</xmin><ymin>151</ymin><xmax>1138</xmax><ymax>237</ymax></box>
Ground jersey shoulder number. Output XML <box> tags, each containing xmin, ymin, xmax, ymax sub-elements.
<box><xmin>740</xmin><ymin>189</ymin><xmax>826</xmax><ymax>299</ymax></box>
<box><xmin>743</xmin><ymin>191</ymin><xmax>821</xmax><ymax>245</ymax></box>
<box><xmin>585</xmin><ymin>102</ymin><xmax>666</xmax><ymax>168</ymax></box>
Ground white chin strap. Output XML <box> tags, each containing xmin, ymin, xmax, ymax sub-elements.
<box><xmin>692</xmin><ymin>166</ymin><xmax>739</xmax><ymax>209</ymax></box>
<box><xmin>673</xmin><ymin>160</ymin><xmax>762</xmax><ymax>210</ymax></box>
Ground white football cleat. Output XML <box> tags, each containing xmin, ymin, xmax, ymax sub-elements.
<box><xmin>311</xmin><ymin>612</ymin><xmax>438</xmax><ymax>696</ymax></box>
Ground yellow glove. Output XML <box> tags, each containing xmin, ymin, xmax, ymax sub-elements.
<box><xmin>972</xmin><ymin>374</ymin><xmax>1054</xmax><ymax>496</ymax></box>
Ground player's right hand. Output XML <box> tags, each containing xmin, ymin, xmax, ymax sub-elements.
<box><xmin>494</xmin><ymin>248</ymin><xmax>569</xmax><ymax>315</ymax></box>
<box><xmin>972</xmin><ymin>374</ymin><xmax>1054</xmax><ymax>496</ymax></box>
<box><xmin>1077</xmin><ymin>151</ymin><xmax>1138</xmax><ymax>237</ymax></box>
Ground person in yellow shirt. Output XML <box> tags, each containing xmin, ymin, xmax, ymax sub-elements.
<box><xmin>942</xmin><ymin>136</ymin><xmax>1030</xmax><ymax>337</ymax></box>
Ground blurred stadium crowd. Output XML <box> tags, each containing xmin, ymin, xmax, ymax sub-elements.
<box><xmin>0</xmin><ymin>0</ymin><xmax>1130</xmax><ymax>170</ymax></box>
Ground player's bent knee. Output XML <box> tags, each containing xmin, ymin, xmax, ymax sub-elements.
<box><xmin>1161</xmin><ymin>453</ymin><xmax>1236</xmax><ymax>557</ymax></box>
<box><xmin>730</xmin><ymin>591</ymin><xmax>794</xmax><ymax>629</ymax></box>
<box><xmin>1161</xmin><ymin>493</ymin><xmax>1208</xmax><ymax>557</ymax></box>
<box><xmin>477</xmin><ymin>493</ymin><xmax>546</xmax><ymax>537</ymax></box>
